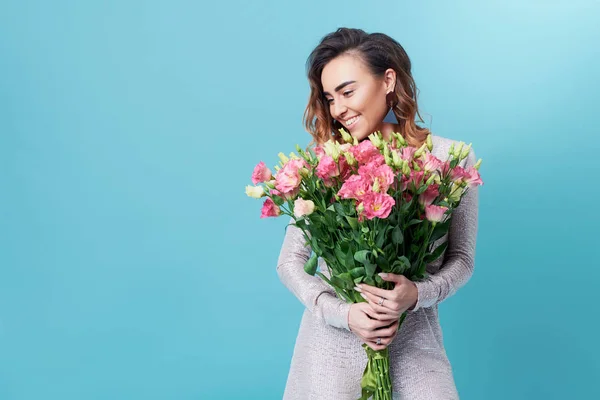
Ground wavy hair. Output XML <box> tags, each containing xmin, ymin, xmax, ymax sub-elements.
<box><xmin>303</xmin><ymin>28</ymin><xmax>430</xmax><ymax>147</ymax></box>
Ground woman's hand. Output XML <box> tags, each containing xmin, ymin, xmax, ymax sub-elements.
<box><xmin>355</xmin><ymin>273</ymin><xmax>418</xmax><ymax>320</ymax></box>
<box><xmin>348</xmin><ymin>303</ymin><xmax>400</xmax><ymax>351</ymax></box>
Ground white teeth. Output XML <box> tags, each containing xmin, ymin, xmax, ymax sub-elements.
<box><xmin>346</xmin><ymin>116</ymin><xmax>360</xmax><ymax>126</ymax></box>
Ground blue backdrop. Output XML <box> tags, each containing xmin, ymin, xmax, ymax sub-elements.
<box><xmin>1</xmin><ymin>1</ymin><xmax>598</xmax><ymax>399</ymax></box>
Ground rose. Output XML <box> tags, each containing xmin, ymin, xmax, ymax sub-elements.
<box><xmin>251</xmin><ymin>161</ymin><xmax>273</xmax><ymax>184</ymax></box>
<box><xmin>245</xmin><ymin>185</ymin><xmax>265</xmax><ymax>199</ymax></box>
<box><xmin>275</xmin><ymin>159</ymin><xmax>307</xmax><ymax>195</ymax></box>
<box><xmin>293</xmin><ymin>198</ymin><xmax>315</xmax><ymax>217</ymax></box>
<box><xmin>358</xmin><ymin>192</ymin><xmax>395</xmax><ymax>220</ymax></box>
<box><xmin>260</xmin><ymin>198</ymin><xmax>281</xmax><ymax>218</ymax></box>
<box><xmin>338</xmin><ymin>175</ymin><xmax>370</xmax><ymax>200</ymax></box>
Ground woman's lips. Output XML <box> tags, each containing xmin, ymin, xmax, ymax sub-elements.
<box><xmin>346</xmin><ymin>115</ymin><xmax>361</xmax><ymax>130</ymax></box>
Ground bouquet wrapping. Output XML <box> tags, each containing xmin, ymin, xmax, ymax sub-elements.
<box><xmin>246</xmin><ymin>129</ymin><xmax>483</xmax><ymax>400</ymax></box>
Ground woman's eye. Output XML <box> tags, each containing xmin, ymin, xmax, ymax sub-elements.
<box><xmin>344</xmin><ymin>90</ymin><xmax>354</xmax><ymax>96</ymax></box>
<box><xmin>326</xmin><ymin>98</ymin><xmax>334</xmax><ymax>104</ymax></box>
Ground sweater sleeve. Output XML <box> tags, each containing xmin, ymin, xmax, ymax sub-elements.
<box><xmin>409</xmin><ymin>148</ymin><xmax>480</xmax><ymax>312</ymax></box>
<box><xmin>276</xmin><ymin>217</ymin><xmax>352</xmax><ymax>330</ymax></box>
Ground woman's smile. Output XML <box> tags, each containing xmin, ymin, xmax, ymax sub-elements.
<box><xmin>345</xmin><ymin>115</ymin><xmax>361</xmax><ymax>130</ymax></box>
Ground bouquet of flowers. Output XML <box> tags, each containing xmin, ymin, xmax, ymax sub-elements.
<box><xmin>246</xmin><ymin>129</ymin><xmax>483</xmax><ymax>400</ymax></box>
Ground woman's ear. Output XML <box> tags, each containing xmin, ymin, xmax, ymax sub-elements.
<box><xmin>384</xmin><ymin>68</ymin><xmax>396</xmax><ymax>93</ymax></box>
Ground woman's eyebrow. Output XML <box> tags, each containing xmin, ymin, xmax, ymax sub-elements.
<box><xmin>323</xmin><ymin>80</ymin><xmax>356</xmax><ymax>96</ymax></box>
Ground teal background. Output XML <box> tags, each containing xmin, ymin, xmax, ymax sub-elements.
<box><xmin>1</xmin><ymin>1</ymin><xmax>598</xmax><ymax>399</ymax></box>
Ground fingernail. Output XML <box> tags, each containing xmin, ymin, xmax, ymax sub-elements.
<box><xmin>360</xmin><ymin>293</ymin><xmax>367</xmax><ymax>300</ymax></box>
<box><xmin>379</xmin><ymin>273</ymin><xmax>388</xmax><ymax>278</ymax></box>
<box><xmin>354</xmin><ymin>286</ymin><xmax>362</xmax><ymax>292</ymax></box>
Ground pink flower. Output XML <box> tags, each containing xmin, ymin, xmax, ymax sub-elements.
<box><xmin>419</xmin><ymin>184</ymin><xmax>439</xmax><ymax>207</ymax></box>
<box><xmin>407</xmin><ymin>171</ymin><xmax>425</xmax><ymax>191</ymax></box>
<box><xmin>251</xmin><ymin>161</ymin><xmax>273</xmax><ymax>185</ymax></box>
<box><xmin>316</xmin><ymin>155</ymin><xmax>338</xmax><ymax>179</ymax></box>
<box><xmin>464</xmin><ymin>167</ymin><xmax>484</xmax><ymax>188</ymax></box>
<box><xmin>358</xmin><ymin>163</ymin><xmax>395</xmax><ymax>193</ymax></box>
<box><xmin>359</xmin><ymin>192</ymin><xmax>395</xmax><ymax>220</ymax></box>
<box><xmin>293</xmin><ymin>198</ymin><xmax>315</xmax><ymax>217</ymax></box>
<box><xmin>314</xmin><ymin>146</ymin><xmax>325</xmax><ymax>159</ymax></box>
<box><xmin>260</xmin><ymin>198</ymin><xmax>281</xmax><ymax>218</ymax></box>
<box><xmin>351</xmin><ymin>140</ymin><xmax>381</xmax><ymax>164</ymax></box>
<box><xmin>425</xmin><ymin>204</ymin><xmax>448</xmax><ymax>223</ymax></box>
<box><xmin>338</xmin><ymin>174</ymin><xmax>370</xmax><ymax>200</ymax></box>
<box><xmin>450</xmin><ymin>165</ymin><xmax>470</xmax><ymax>184</ymax></box>
<box><xmin>275</xmin><ymin>159</ymin><xmax>307</xmax><ymax>195</ymax></box>
<box><xmin>399</xmin><ymin>147</ymin><xmax>417</xmax><ymax>162</ymax></box>
<box><xmin>440</xmin><ymin>161</ymin><xmax>452</xmax><ymax>177</ymax></box>
<box><xmin>422</xmin><ymin>153</ymin><xmax>442</xmax><ymax>173</ymax></box>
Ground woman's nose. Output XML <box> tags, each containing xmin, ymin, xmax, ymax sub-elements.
<box><xmin>333</xmin><ymin>101</ymin><xmax>347</xmax><ymax>120</ymax></box>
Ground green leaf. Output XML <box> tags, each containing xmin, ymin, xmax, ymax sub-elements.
<box><xmin>345</xmin><ymin>247</ymin><xmax>356</xmax><ymax>269</ymax></box>
<box><xmin>392</xmin><ymin>226</ymin><xmax>404</xmax><ymax>245</ymax></box>
<box><xmin>364</xmin><ymin>260</ymin><xmax>377</xmax><ymax>278</ymax></box>
<box><xmin>348</xmin><ymin>267</ymin><xmax>365</xmax><ymax>279</ymax></box>
<box><xmin>331</xmin><ymin>275</ymin><xmax>352</xmax><ymax>290</ymax></box>
<box><xmin>333</xmin><ymin>203</ymin><xmax>346</xmax><ymax>217</ymax></box>
<box><xmin>361</xmin><ymin>226</ymin><xmax>370</xmax><ymax>233</ymax></box>
<box><xmin>316</xmin><ymin>271</ymin><xmax>333</xmax><ymax>286</ymax></box>
<box><xmin>304</xmin><ymin>253</ymin><xmax>318</xmax><ymax>276</ymax></box>
<box><xmin>407</xmin><ymin>218</ymin><xmax>423</xmax><ymax>227</ymax></box>
<box><xmin>354</xmin><ymin>250</ymin><xmax>371</xmax><ymax>265</ymax></box>
<box><xmin>430</xmin><ymin>219</ymin><xmax>451</xmax><ymax>242</ymax></box>
<box><xmin>334</xmin><ymin>246</ymin><xmax>347</xmax><ymax>268</ymax></box>
<box><xmin>375</xmin><ymin>227</ymin><xmax>386</xmax><ymax>249</ymax></box>
<box><xmin>424</xmin><ymin>241</ymin><xmax>448</xmax><ymax>264</ymax></box>
<box><xmin>345</xmin><ymin>216</ymin><xmax>358</xmax><ymax>229</ymax></box>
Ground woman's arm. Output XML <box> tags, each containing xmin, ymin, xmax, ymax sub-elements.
<box><xmin>409</xmin><ymin>148</ymin><xmax>480</xmax><ymax>312</ymax></box>
<box><xmin>276</xmin><ymin>217</ymin><xmax>352</xmax><ymax>330</ymax></box>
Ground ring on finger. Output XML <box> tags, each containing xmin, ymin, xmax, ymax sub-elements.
<box><xmin>376</xmin><ymin>337</ymin><xmax>382</xmax><ymax>345</ymax></box>
<box><xmin>378</xmin><ymin>296</ymin><xmax>385</xmax><ymax>306</ymax></box>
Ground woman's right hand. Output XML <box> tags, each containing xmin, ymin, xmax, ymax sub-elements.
<box><xmin>348</xmin><ymin>303</ymin><xmax>400</xmax><ymax>351</ymax></box>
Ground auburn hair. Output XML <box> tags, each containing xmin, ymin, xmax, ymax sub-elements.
<box><xmin>303</xmin><ymin>28</ymin><xmax>430</xmax><ymax>148</ymax></box>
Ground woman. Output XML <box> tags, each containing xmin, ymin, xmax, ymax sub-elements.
<box><xmin>276</xmin><ymin>28</ymin><xmax>479</xmax><ymax>399</ymax></box>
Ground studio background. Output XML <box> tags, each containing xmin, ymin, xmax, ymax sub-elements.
<box><xmin>1</xmin><ymin>1</ymin><xmax>598</xmax><ymax>399</ymax></box>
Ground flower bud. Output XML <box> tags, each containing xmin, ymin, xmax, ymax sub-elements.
<box><xmin>426</xmin><ymin>174</ymin><xmax>436</xmax><ymax>185</ymax></box>
<box><xmin>278</xmin><ymin>152</ymin><xmax>289</xmax><ymax>164</ymax></box>
<box><xmin>474</xmin><ymin>158</ymin><xmax>482</xmax><ymax>170</ymax></box>
<box><xmin>344</xmin><ymin>151</ymin><xmax>357</xmax><ymax>166</ymax></box>
<box><xmin>391</xmin><ymin>148</ymin><xmax>402</xmax><ymax>169</ymax></box>
<box><xmin>357</xmin><ymin>203</ymin><xmax>365</xmax><ymax>214</ymax></box>
<box><xmin>265</xmin><ymin>179</ymin><xmax>276</xmax><ymax>189</ymax></box>
<box><xmin>372</xmin><ymin>179</ymin><xmax>380</xmax><ymax>193</ymax></box>
<box><xmin>339</xmin><ymin>128</ymin><xmax>353</xmax><ymax>143</ymax></box>
<box><xmin>426</xmin><ymin>134</ymin><xmax>433</xmax><ymax>151</ymax></box>
<box><xmin>448</xmin><ymin>143</ymin><xmax>455</xmax><ymax>158</ymax></box>
<box><xmin>402</xmin><ymin>160</ymin><xmax>411</xmax><ymax>176</ymax></box>
<box><xmin>413</xmin><ymin>143</ymin><xmax>427</xmax><ymax>158</ymax></box>
<box><xmin>454</xmin><ymin>142</ymin><xmax>464</xmax><ymax>158</ymax></box>
<box><xmin>460</xmin><ymin>143</ymin><xmax>472</xmax><ymax>160</ymax></box>
<box><xmin>369</xmin><ymin>132</ymin><xmax>383</xmax><ymax>149</ymax></box>
<box><xmin>323</xmin><ymin>140</ymin><xmax>341</xmax><ymax>162</ymax></box>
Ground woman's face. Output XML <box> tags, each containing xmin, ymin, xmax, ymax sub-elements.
<box><xmin>321</xmin><ymin>54</ymin><xmax>395</xmax><ymax>142</ymax></box>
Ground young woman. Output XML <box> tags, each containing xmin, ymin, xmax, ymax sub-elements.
<box><xmin>276</xmin><ymin>28</ymin><xmax>479</xmax><ymax>399</ymax></box>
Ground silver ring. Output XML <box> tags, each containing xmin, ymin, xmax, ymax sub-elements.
<box><xmin>378</xmin><ymin>297</ymin><xmax>385</xmax><ymax>306</ymax></box>
<box><xmin>376</xmin><ymin>337</ymin><xmax>382</xmax><ymax>345</ymax></box>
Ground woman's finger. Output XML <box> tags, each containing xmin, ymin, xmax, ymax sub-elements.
<box><xmin>366</xmin><ymin>320</ymin><xmax>399</xmax><ymax>340</ymax></box>
<box><xmin>355</xmin><ymin>283</ymin><xmax>391</xmax><ymax>299</ymax></box>
<box><xmin>360</xmin><ymin>291</ymin><xmax>400</xmax><ymax>317</ymax></box>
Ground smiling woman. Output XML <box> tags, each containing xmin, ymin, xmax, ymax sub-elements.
<box><xmin>276</xmin><ymin>27</ymin><xmax>480</xmax><ymax>400</ymax></box>
<box><xmin>303</xmin><ymin>28</ymin><xmax>430</xmax><ymax>148</ymax></box>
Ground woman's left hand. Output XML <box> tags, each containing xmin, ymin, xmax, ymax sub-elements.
<box><xmin>355</xmin><ymin>273</ymin><xmax>418</xmax><ymax>320</ymax></box>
